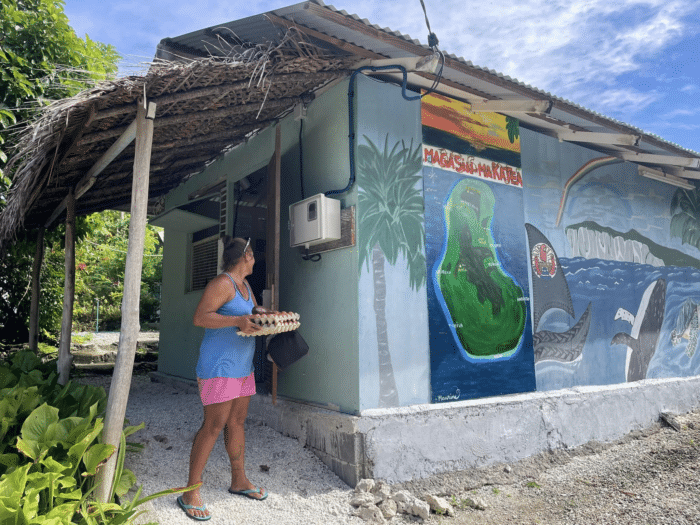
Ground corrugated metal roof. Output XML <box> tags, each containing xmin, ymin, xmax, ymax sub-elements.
<box><xmin>157</xmin><ymin>0</ymin><xmax>699</xmax><ymax>159</ymax></box>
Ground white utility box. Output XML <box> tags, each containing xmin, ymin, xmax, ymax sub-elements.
<box><xmin>289</xmin><ymin>193</ymin><xmax>341</xmax><ymax>248</ymax></box>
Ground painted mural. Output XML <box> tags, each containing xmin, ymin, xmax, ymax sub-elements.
<box><xmin>356</xmin><ymin>75</ymin><xmax>430</xmax><ymax>410</ymax></box>
<box><xmin>520</xmin><ymin>129</ymin><xmax>700</xmax><ymax>391</ymax></box>
<box><xmin>422</xmin><ymin>92</ymin><xmax>535</xmax><ymax>403</ymax></box>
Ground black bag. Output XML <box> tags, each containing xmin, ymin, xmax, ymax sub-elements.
<box><xmin>266</xmin><ymin>330</ymin><xmax>309</xmax><ymax>370</ymax></box>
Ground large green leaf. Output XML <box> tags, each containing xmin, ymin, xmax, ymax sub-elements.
<box><xmin>0</xmin><ymin>463</ymin><xmax>30</xmax><ymax>514</ymax></box>
<box><xmin>11</xmin><ymin>351</ymin><xmax>42</xmax><ymax>373</ymax></box>
<box><xmin>113</xmin><ymin>467</ymin><xmax>137</xmax><ymax>498</ymax></box>
<box><xmin>16</xmin><ymin>403</ymin><xmax>60</xmax><ymax>461</ymax></box>
<box><xmin>67</xmin><ymin>418</ymin><xmax>103</xmax><ymax>476</ymax></box>
<box><xmin>81</xmin><ymin>443</ymin><xmax>115</xmax><ymax>477</ymax></box>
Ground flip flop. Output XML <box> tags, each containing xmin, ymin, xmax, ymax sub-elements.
<box><xmin>177</xmin><ymin>495</ymin><xmax>212</xmax><ymax>521</ymax></box>
<box><xmin>228</xmin><ymin>486</ymin><xmax>268</xmax><ymax>500</ymax></box>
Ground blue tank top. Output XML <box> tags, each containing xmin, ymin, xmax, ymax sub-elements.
<box><xmin>195</xmin><ymin>274</ymin><xmax>256</xmax><ymax>379</ymax></box>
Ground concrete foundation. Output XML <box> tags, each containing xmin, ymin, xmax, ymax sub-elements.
<box><xmin>151</xmin><ymin>372</ymin><xmax>700</xmax><ymax>488</ymax></box>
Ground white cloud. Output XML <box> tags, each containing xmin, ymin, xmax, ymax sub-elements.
<box><xmin>64</xmin><ymin>0</ymin><xmax>699</xmax><ymax>126</ymax></box>
<box><xmin>351</xmin><ymin>0</ymin><xmax>698</xmax><ymax>116</ymax></box>
<box><xmin>662</xmin><ymin>108</ymin><xmax>700</xmax><ymax>119</ymax></box>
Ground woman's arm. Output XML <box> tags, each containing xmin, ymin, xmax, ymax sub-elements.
<box><xmin>193</xmin><ymin>275</ymin><xmax>261</xmax><ymax>334</ymax></box>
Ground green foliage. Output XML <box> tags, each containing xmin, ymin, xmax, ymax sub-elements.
<box><xmin>356</xmin><ymin>134</ymin><xmax>426</xmax><ymax>290</ymax></box>
<box><xmin>0</xmin><ymin>350</ymin><xmax>191</xmax><ymax>523</ymax></box>
<box><xmin>73</xmin><ymin>211</ymin><xmax>163</xmax><ymax>331</ymax></box>
<box><xmin>0</xmin><ymin>211</ymin><xmax>162</xmax><ymax>345</ymax></box>
<box><xmin>0</xmin><ymin>0</ymin><xmax>120</xmax><ymax>179</ymax></box>
<box><xmin>505</xmin><ymin>116</ymin><xmax>520</xmax><ymax>143</ymax></box>
<box><xmin>0</xmin><ymin>221</ymin><xmax>88</xmax><ymax>343</ymax></box>
<box><xmin>670</xmin><ymin>186</ymin><xmax>700</xmax><ymax>250</ymax></box>
<box><xmin>526</xmin><ymin>481</ymin><xmax>541</xmax><ymax>488</ymax></box>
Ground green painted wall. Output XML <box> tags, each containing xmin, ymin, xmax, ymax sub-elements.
<box><xmin>157</xmin><ymin>228</ymin><xmax>203</xmax><ymax>379</ymax></box>
<box><xmin>277</xmin><ymin>79</ymin><xmax>360</xmax><ymax>413</ymax></box>
<box><xmin>157</xmin><ymin>79</ymin><xmax>361</xmax><ymax>413</ymax></box>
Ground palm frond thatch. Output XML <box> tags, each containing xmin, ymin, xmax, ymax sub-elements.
<box><xmin>0</xmin><ymin>29</ymin><xmax>358</xmax><ymax>251</ymax></box>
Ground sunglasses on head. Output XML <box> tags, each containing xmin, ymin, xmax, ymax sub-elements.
<box><xmin>244</xmin><ymin>237</ymin><xmax>251</xmax><ymax>254</ymax></box>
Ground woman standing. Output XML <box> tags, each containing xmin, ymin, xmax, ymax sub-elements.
<box><xmin>177</xmin><ymin>236</ymin><xmax>268</xmax><ymax>521</ymax></box>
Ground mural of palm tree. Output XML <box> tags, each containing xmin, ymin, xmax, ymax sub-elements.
<box><xmin>357</xmin><ymin>134</ymin><xmax>426</xmax><ymax>407</ymax></box>
<box><xmin>670</xmin><ymin>185</ymin><xmax>700</xmax><ymax>249</ymax></box>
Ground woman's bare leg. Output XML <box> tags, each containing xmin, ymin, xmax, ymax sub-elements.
<box><xmin>181</xmin><ymin>400</ymin><xmax>233</xmax><ymax>518</ymax></box>
<box><xmin>224</xmin><ymin>395</ymin><xmax>265</xmax><ymax>498</ymax></box>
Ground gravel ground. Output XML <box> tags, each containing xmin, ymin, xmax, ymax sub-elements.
<box><xmin>74</xmin><ymin>333</ymin><xmax>700</xmax><ymax>525</ymax></box>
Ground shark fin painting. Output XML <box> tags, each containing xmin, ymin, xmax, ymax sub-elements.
<box><xmin>525</xmin><ymin>224</ymin><xmax>592</xmax><ymax>365</ymax></box>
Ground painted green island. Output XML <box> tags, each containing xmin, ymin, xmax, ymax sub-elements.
<box><xmin>437</xmin><ymin>179</ymin><xmax>526</xmax><ymax>358</ymax></box>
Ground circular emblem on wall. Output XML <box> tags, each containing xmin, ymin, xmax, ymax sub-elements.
<box><xmin>531</xmin><ymin>242</ymin><xmax>557</xmax><ymax>278</ymax></box>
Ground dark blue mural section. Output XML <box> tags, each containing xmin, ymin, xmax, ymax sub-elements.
<box><xmin>425</xmin><ymin>167</ymin><xmax>535</xmax><ymax>402</ymax></box>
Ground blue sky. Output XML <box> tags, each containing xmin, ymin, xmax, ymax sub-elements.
<box><xmin>64</xmin><ymin>0</ymin><xmax>700</xmax><ymax>153</ymax></box>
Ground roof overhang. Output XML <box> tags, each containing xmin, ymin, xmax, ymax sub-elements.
<box><xmin>2</xmin><ymin>0</ymin><xmax>699</xmax><ymax>250</ymax></box>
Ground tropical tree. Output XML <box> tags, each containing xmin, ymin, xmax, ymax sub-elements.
<box><xmin>670</xmin><ymin>185</ymin><xmax>700</xmax><ymax>249</ymax></box>
<box><xmin>357</xmin><ymin>135</ymin><xmax>426</xmax><ymax>407</ymax></box>
<box><xmin>0</xmin><ymin>0</ymin><xmax>119</xmax><ymax>184</ymax></box>
<box><xmin>73</xmin><ymin>211</ymin><xmax>163</xmax><ymax>331</ymax></box>
<box><xmin>0</xmin><ymin>0</ymin><xmax>120</xmax><ymax>345</ymax></box>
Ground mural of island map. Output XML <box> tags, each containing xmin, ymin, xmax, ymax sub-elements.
<box><xmin>422</xmin><ymin>92</ymin><xmax>535</xmax><ymax>403</ymax></box>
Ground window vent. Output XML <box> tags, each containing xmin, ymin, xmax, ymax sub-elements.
<box><xmin>191</xmin><ymin>236</ymin><xmax>219</xmax><ymax>291</ymax></box>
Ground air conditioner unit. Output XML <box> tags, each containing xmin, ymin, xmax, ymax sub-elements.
<box><xmin>289</xmin><ymin>194</ymin><xmax>341</xmax><ymax>248</ymax></box>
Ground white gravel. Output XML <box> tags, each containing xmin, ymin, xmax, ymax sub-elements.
<box><xmin>73</xmin><ymin>333</ymin><xmax>700</xmax><ymax>525</ymax></box>
<box><xmin>78</xmin><ymin>373</ymin><xmax>381</xmax><ymax>525</ymax></box>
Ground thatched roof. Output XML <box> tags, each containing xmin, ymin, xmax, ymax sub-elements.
<box><xmin>3</xmin><ymin>0</ymin><xmax>698</xmax><ymax>251</ymax></box>
<box><xmin>0</xmin><ymin>32</ymin><xmax>358</xmax><ymax>249</ymax></box>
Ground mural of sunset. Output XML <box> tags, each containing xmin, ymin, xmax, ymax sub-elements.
<box><xmin>422</xmin><ymin>92</ymin><xmax>520</xmax><ymax>155</ymax></box>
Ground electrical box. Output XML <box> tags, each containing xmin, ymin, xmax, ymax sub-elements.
<box><xmin>289</xmin><ymin>194</ymin><xmax>341</xmax><ymax>248</ymax></box>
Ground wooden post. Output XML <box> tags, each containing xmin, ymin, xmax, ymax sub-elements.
<box><xmin>266</xmin><ymin>125</ymin><xmax>281</xmax><ymax>404</ymax></box>
<box><xmin>95</xmin><ymin>99</ymin><xmax>155</xmax><ymax>502</ymax></box>
<box><xmin>57</xmin><ymin>190</ymin><xmax>75</xmax><ymax>384</ymax></box>
<box><xmin>28</xmin><ymin>226</ymin><xmax>45</xmax><ymax>354</ymax></box>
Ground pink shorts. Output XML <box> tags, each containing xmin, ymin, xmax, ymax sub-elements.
<box><xmin>197</xmin><ymin>372</ymin><xmax>256</xmax><ymax>405</ymax></box>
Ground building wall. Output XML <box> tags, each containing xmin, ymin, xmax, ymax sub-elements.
<box><xmin>158</xmin><ymin>79</ymin><xmax>700</xmax><ymax>412</ymax></box>
<box><xmin>521</xmin><ymin>128</ymin><xmax>700</xmax><ymax>391</ymax></box>
<box><xmin>157</xmin><ymin>80</ymin><xmax>361</xmax><ymax>413</ymax></box>
<box><xmin>417</xmin><ymin>91</ymin><xmax>700</xmax><ymax>403</ymax></box>
<box><xmin>421</xmin><ymin>93</ymin><xmax>535</xmax><ymax>403</ymax></box>
<box><xmin>355</xmin><ymin>75</ymin><xmax>430</xmax><ymax>410</ymax></box>
<box><xmin>277</xmin><ymin>79</ymin><xmax>360</xmax><ymax>414</ymax></box>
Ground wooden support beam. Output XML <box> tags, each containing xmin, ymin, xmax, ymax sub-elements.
<box><xmin>556</xmin><ymin>131</ymin><xmax>641</xmax><ymax>146</ymax></box>
<box><xmin>96</xmin><ymin>99</ymin><xmax>156</xmax><ymax>503</ymax></box>
<box><xmin>638</xmin><ymin>166</ymin><xmax>694</xmax><ymax>190</ymax></box>
<box><xmin>45</xmin><ymin>117</ymin><xmax>139</xmax><ymax>227</ymax></box>
<box><xmin>266</xmin><ymin>125</ymin><xmax>281</xmax><ymax>405</ymax></box>
<box><xmin>362</xmin><ymin>69</ymin><xmax>491</xmax><ymax>105</ymax></box>
<box><xmin>28</xmin><ymin>227</ymin><xmax>45</xmax><ymax>354</ymax></box>
<box><xmin>57</xmin><ymin>190</ymin><xmax>75</xmax><ymax>385</ymax></box>
<box><xmin>469</xmin><ymin>99</ymin><xmax>552</xmax><ymax>114</ymax></box>
<box><xmin>621</xmin><ymin>152</ymin><xmax>700</xmax><ymax>169</ymax></box>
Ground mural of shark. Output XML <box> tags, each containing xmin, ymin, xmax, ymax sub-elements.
<box><xmin>525</xmin><ymin>223</ymin><xmax>592</xmax><ymax>365</ymax></box>
<box><xmin>612</xmin><ymin>278</ymin><xmax>667</xmax><ymax>382</ymax></box>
